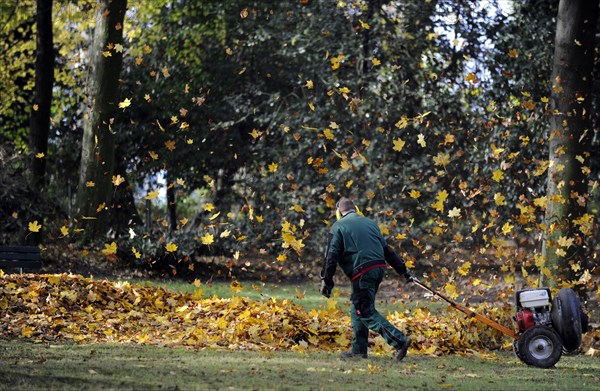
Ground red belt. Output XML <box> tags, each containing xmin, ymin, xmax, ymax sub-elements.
<box><xmin>351</xmin><ymin>260</ymin><xmax>387</xmax><ymax>281</ymax></box>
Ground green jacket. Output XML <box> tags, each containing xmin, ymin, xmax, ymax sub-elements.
<box><xmin>326</xmin><ymin>211</ymin><xmax>386</xmax><ymax>278</ymax></box>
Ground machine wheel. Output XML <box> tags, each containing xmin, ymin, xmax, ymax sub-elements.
<box><xmin>517</xmin><ymin>326</ymin><xmax>562</xmax><ymax>369</ymax></box>
<box><xmin>551</xmin><ymin>288</ymin><xmax>582</xmax><ymax>352</ymax></box>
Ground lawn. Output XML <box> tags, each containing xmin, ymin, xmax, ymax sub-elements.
<box><xmin>1</xmin><ymin>340</ymin><xmax>599</xmax><ymax>390</ymax></box>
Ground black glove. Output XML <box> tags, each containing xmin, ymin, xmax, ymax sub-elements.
<box><xmin>320</xmin><ymin>279</ymin><xmax>333</xmax><ymax>298</ymax></box>
<box><xmin>403</xmin><ymin>271</ymin><xmax>414</xmax><ymax>283</ymax></box>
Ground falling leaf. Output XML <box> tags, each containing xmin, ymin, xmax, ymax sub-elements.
<box><xmin>268</xmin><ymin>162</ymin><xmax>278</xmax><ymax>173</ymax></box>
<box><xmin>417</xmin><ymin>134</ymin><xmax>426</xmax><ymax>147</ymax></box>
<box><xmin>132</xmin><ymin>247</ymin><xmax>141</xmax><ymax>259</ymax></box>
<box><xmin>112</xmin><ymin>175</ymin><xmax>125</xmax><ymax>186</ymax></box>
<box><xmin>501</xmin><ymin>222</ymin><xmax>514</xmax><ymax>236</ymax></box>
<box><xmin>492</xmin><ymin>169</ymin><xmax>504</xmax><ymax>182</ymax></box>
<box><xmin>359</xmin><ymin>19</ymin><xmax>370</xmax><ymax>29</ymax></box>
<box><xmin>249</xmin><ymin>129</ymin><xmax>263</xmax><ymax>139</ymax></box>
<box><xmin>372</xmin><ymin>57</ymin><xmax>381</xmax><ymax>66</ymax></box>
<box><xmin>146</xmin><ymin>190</ymin><xmax>159</xmax><ymax>200</ymax></box>
<box><xmin>101</xmin><ymin>242</ymin><xmax>117</xmax><ymax>256</ymax></box>
<box><xmin>86</xmin><ymin>181</ymin><xmax>95</xmax><ymax>187</ymax></box>
<box><xmin>60</xmin><ymin>226</ymin><xmax>69</xmax><ymax>236</ymax></box>
<box><xmin>35</xmin><ymin>152</ymin><xmax>45</xmax><ymax>158</ymax></box>
<box><xmin>201</xmin><ymin>233</ymin><xmax>214</xmax><ymax>245</ymax></box>
<box><xmin>409</xmin><ymin>190</ymin><xmax>421</xmax><ymax>199</ymax></box>
<box><xmin>305</xmin><ymin>80</ymin><xmax>314</xmax><ymax>89</ymax></box>
<box><xmin>165</xmin><ymin>243</ymin><xmax>178</xmax><ymax>252</ymax></box>
<box><xmin>28</xmin><ymin>221</ymin><xmax>42</xmax><ymax>233</ymax></box>
<box><xmin>494</xmin><ymin>193</ymin><xmax>505</xmax><ymax>206</ymax></box>
<box><xmin>433</xmin><ymin>152</ymin><xmax>450</xmax><ymax>166</ymax></box>
<box><xmin>448</xmin><ymin>207</ymin><xmax>461</xmax><ymax>218</ymax></box>
<box><xmin>118</xmin><ymin>98</ymin><xmax>131</xmax><ymax>109</ymax></box>
<box><xmin>393</xmin><ymin>138</ymin><xmax>405</xmax><ymax>152</ymax></box>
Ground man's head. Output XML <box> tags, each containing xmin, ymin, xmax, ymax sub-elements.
<box><xmin>336</xmin><ymin>197</ymin><xmax>355</xmax><ymax>216</ymax></box>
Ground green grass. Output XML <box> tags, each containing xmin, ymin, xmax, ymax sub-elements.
<box><xmin>135</xmin><ymin>278</ymin><xmax>447</xmax><ymax>315</ymax></box>
<box><xmin>1</xmin><ymin>340</ymin><xmax>599</xmax><ymax>390</ymax></box>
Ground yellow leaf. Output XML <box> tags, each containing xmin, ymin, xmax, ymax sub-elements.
<box><xmin>417</xmin><ymin>133</ymin><xmax>426</xmax><ymax>147</ymax></box>
<box><xmin>290</xmin><ymin>204</ymin><xmax>305</xmax><ymax>213</ymax></box>
<box><xmin>492</xmin><ymin>169</ymin><xmax>504</xmax><ymax>182</ymax></box>
<box><xmin>494</xmin><ymin>193</ymin><xmax>505</xmax><ymax>206</ymax></box>
<box><xmin>268</xmin><ymin>162</ymin><xmax>278</xmax><ymax>173</ymax></box>
<box><xmin>35</xmin><ymin>152</ymin><xmax>45</xmax><ymax>158</ymax></box>
<box><xmin>28</xmin><ymin>220</ymin><xmax>42</xmax><ymax>233</ymax></box>
<box><xmin>457</xmin><ymin>262</ymin><xmax>471</xmax><ymax>276</ymax></box>
<box><xmin>145</xmin><ymin>190</ymin><xmax>159</xmax><ymax>200</ymax></box>
<box><xmin>204</xmin><ymin>203</ymin><xmax>215</xmax><ymax>212</ymax></box>
<box><xmin>118</xmin><ymin>98</ymin><xmax>131</xmax><ymax>109</ymax></box>
<box><xmin>277</xmin><ymin>253</ymin><xmax>287</xmax><ymax>262</ymax></box>
<box><xmin>132</xmin><ymin>247</ymin><xmax>141</xmax><ymax>259</ymax></box>
<box><xmin>101</xmin><ymin>242</ymin><xmax>117</xmax><ymax>256</ymax></box>
<box><xmin>230</xmin><ymin>280</ymin><xmax>243</xmax><ymax>293</ymax></box>
<box><xmin>448</xmin><ymin>207</ymin><xmax>461</xmax><ymax>218</ymax></box>
<box><xmin>409</xmin><ymin>190</ymin><xmax>421</xmax><ymax>199</ymax></box>
<box><xmin>433</xmin><ymin>152</ymin><xmax>450</xmax><ymax>166</ymax></box>
<box><xmin>165</xmin><ymin>242</ymin><xmax>178</xmax><ymax>252</ymax></box>
<box><xmin>60</xmin><ymin>226</ymin><xmax>69</xmax><ymax>236</ymax></box>
<box><xmin>305</xmin><ymin>80</ymin><xmax>314</xmax><ymax>89</ymax></box>
<box><xmin>444</xmin><ymin>283</ymin><xmax>458</xmax><ymax>300</ymax></box>
<box><xmin>323</xmin><ymin>128</ymin><xmax>334</xmax><ymax>140</ymax></box>
<box><xmin>393</xmin><ymin>138</ymin><xmax>405</xmax><ymax>152</ymax></box>
<box><xmin>249</xmin><ymin>128</ymin><xmax>263</xmax><ymax>139</ymax></box>
<box><xmin>209</xmin><ymin>212</ymin><xmax>220</xmax><ymax>221</ymax></box>
<box><xmin>359</xmin><ymin>19</ymin><xmax>370</xmax><ymax>29</ymax></box>
<box><xmin>371</xmin><ymin>57</ymin><xmax>381</xmax><ymax>66</ymax></box>
<box><xmin>86</xmin><ymin>181</ymin><xmax>95</xmax><ymax>187</ymax></box>
<box><xmin>96</xmin><ymin>202</ymin><xmax>105</xmax><ymax>213</ymax></box>
<box><xmin>112</xmin><ymin>175</ymin><xmax>125</xmax><ymax>186</ymax></box>
<box><xmin>148</xmin><ymin>151</ymin><xmax>159</xmax><ymax>160</ymax></box>
<box><xmin>502</xmin><ymin>222</ymin><xmax>514</xmax><ymax>235</ymax></box>
<box><xmin>201</xmin><ymin>233</ymin><xmax>214</xmax><ymax>245</ymax></box>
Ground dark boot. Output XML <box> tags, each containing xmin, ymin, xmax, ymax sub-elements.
<box><xmin>394</xmin><ymin>337</ymin><xmax>411</xmax><ymax>362</ymax></box>
<box><xmin>339</xmin><ymin>351</ymin><xmax>368</xmax><ymax>359</ymax></box>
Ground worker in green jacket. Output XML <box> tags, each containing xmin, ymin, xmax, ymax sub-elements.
<box><xmin>320</xmin><ymin>197</ymin><xmax>413</xmax><ymax>361</ymax></box>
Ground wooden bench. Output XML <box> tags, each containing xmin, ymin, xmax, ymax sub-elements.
<box><xmin>0</xmin><ymin>246</ymin><xmax>42</xmax><ymax>273</ymax></box>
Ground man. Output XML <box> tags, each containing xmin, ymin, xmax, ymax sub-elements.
<box><xmin>320</xmin><ymin>197</ymin><xmax>413</xmax><ymax>361</ymax></box>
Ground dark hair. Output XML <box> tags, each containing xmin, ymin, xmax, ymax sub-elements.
<box><xmin>336</xmin><ymin>197</ymin><xmax>355</xmax><ymax>213</ymax></box>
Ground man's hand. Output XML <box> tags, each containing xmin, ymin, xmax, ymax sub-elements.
<box><xmin>320</xmin><ymin>280</ymin><xmax>333</xmax><ymax>298</ymax></box>
<box><xmin>403</xmin><ymin>271</ymin><xmax>414</xmax><ymax>283</ymax></box>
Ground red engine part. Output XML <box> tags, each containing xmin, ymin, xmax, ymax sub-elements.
<box><xmin>517</xmin><ymin>309</ymin><xmax>535</xmax><ymax>332</ymax></box>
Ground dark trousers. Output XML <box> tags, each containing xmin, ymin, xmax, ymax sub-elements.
<box><xmin>350</xmin><ymin>267</ymin><xmax>408</xmax><ymax>354</ymax></box>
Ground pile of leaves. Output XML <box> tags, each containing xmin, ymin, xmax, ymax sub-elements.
<box><xmin>1</xmin><ymin>273</ymin><xmax>596</xmax><ymax>357</ymax></box>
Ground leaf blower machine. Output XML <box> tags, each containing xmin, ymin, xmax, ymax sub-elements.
<box><xmin>411</xmin><ymin>278</ymin><xmax>589</xmax><ymax>368</ymax></box>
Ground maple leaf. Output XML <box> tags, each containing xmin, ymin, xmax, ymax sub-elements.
<box><xmin>118</xmin><ymin>98</ymin><xmax>131</xmax><ymax>109</ymax></box>
<box><xmin>112</xmin><ymin>175</ymin><xmax>125</xmax><ymax>186</ymax></box>
<box><xmin>305</xmin><ymin>80</ymin><xmax>313</xmax><ymax>89</ymax></box>
<box><xmin>165</xmin><ymin>243</ymin><xmax>178</xmax><ymax>252</ymax></box>
<box><xmin>86</xmin><ymin>181</ymin><xmax>95</xmax><ymax>187</ymax></box>
<box><xmin>201</xmin><ymin>233</ymin><xmax>214</xmax><ymax>245</ymax></box>
<box><xmin>145</xmin><ymin>190</ymin><xmax>159</xmax><ymax>200</ymax></box>
<box><xmin>132</xmin><ymin>247</ymin><xmax>141</xmax><ymax>259</ymax></box>
<box><xmin>268</xmin><ymin>162</ymin><xmax>278</xmax><ymax>173</ymax></box>
<box><xmin>392</xmin><ymin>138</ymin><xmax>405</xmax><ymax>152</ymax></box>
<box><xmin>35</xmin><ymin>152</ymin><xmax>44</xmax><ymax>158</ymax></box>
<box><xmin>60</xmin><ymin>226</ymin><xmax>69</xmax><ymax>236</ymax></box>
<box><xmin>492</xmin><ymin>169</ymin><xmax>504</xmax><ymax>182</ymax></box>
<box><xmin>448</xmin><ymin>207</ymin><xmax>461</xmax><ymax>218</ymax></box>
<box><xmin>494</xmin><ymin>193</ymin><xmax>506</xmax><ymax>206</ymax></box>
<box><xmin>501</xmin><ymin>222</ymin><xmax>514</xmax><ymax>235</ymax></box>
<box><xmin>417</xmin><ymin>134</ymin><xmax>426</xmax><ymax>147</ymax></box>
<box><xmin>433</xmin><ymin>152</ymin><xmax>450</xmax><ymax>166</ymax></box>
<box><xmin>101</xmin><ymin>242</ymin><xmax>117</xmax><ymax>256</ymax></box>
<box><xmin>372</xmin><ymin>57</ymin><xmax>381</xmax><ymax>66</ymax></box>
<box><xmin>409</xmin><ymin>190</ymin><xmax>421</xmax><ymax>199</ymax></box>
<box><xmin>165</xmin><ymin>140</ymin><xmax>176</xmax><ymax>151</ymax></box>
<box><xmin>249</xmin><ymin>128</ymin><xmax>263</xmax><ymax>139</ymax></box>
<box><xmin>28</xmin><ymin>220</ymin><xmax>42</xmax><ymax>233</ymax></box>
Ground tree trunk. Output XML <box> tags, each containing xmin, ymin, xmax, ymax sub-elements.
<box><xmin>77</xmin><ymin>0</ymin><xmax>127</xmax><ymax>237</ymax></box>
<box><xmin>544</xmin><ymin>0</ymin><xmax>598</xmax><ymax>288</ymax></box>
<box><xmin>167</xmin><ymin>173</ymin><xmax>177</xmax><ymax>232</ymax></box>
<box><xmin>28</xmin><ymin>0</ymin><xmax>54</xmax><ymax>244</ymax></box>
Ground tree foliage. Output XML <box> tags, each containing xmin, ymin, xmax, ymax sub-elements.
<box><xmin>0</xmin><ymin>0</ymin><xmax>597</xmax><ymax>299</ymax></box>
